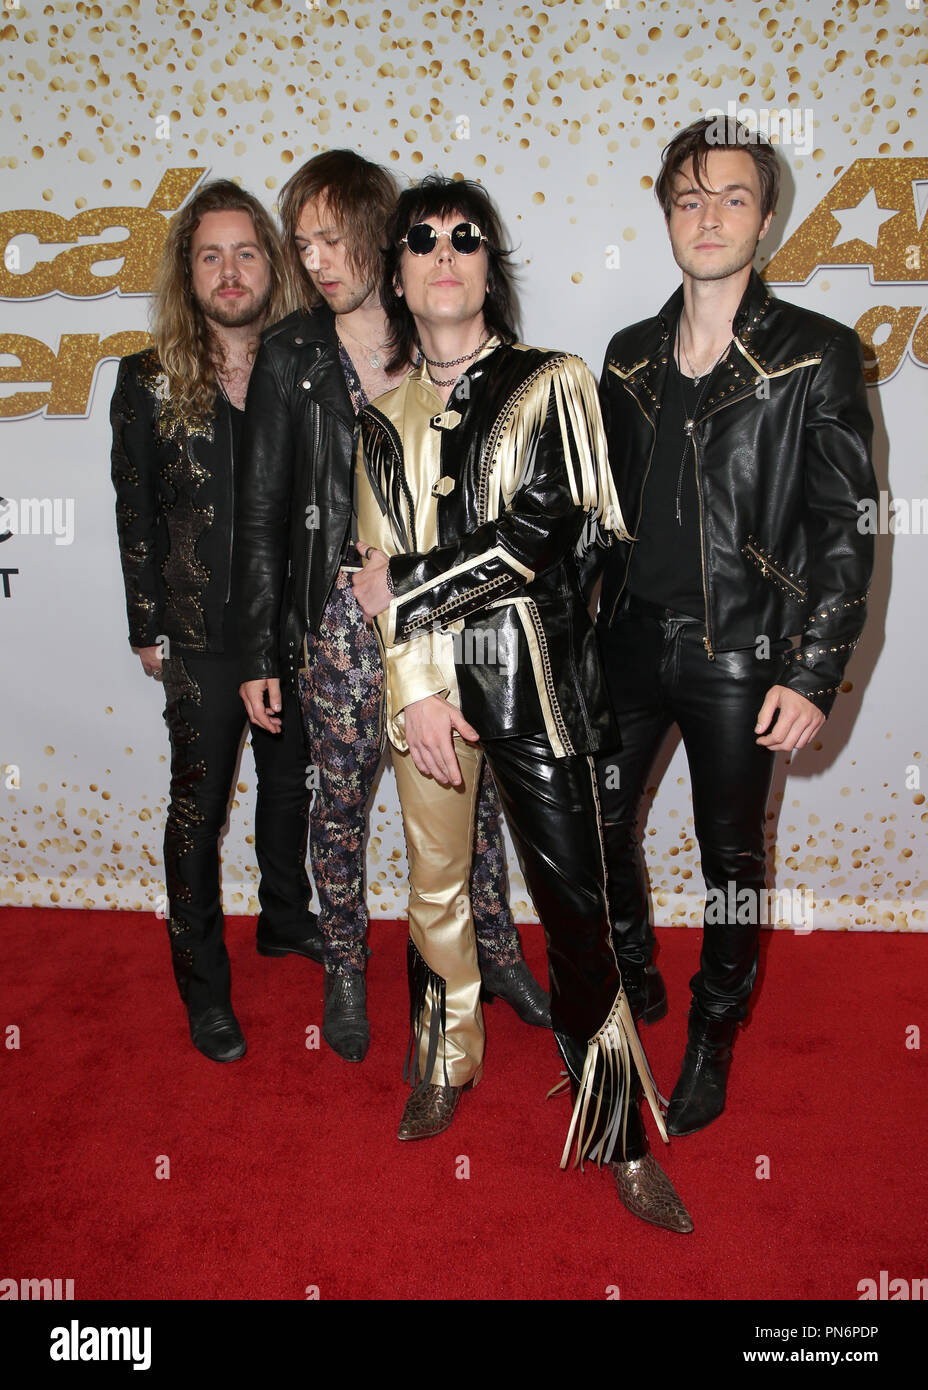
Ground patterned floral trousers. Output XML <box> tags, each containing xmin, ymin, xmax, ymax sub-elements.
<box><xmin>297</xmin><ymin>569</ymin><xmax>522</xmax><ymax>975</ymax></box>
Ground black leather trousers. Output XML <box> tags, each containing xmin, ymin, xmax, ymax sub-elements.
<box><xmin>161</xmin><ymin>649</ymin><xmax>312</xmax><ymax>1015</ymax></box>
<box><xmin>596</xmin><ymin>595</ymin><xmax>782</xmax><ymax>1023</ymax></box>
<box><xmin>484</xmin><ymin>733</ymin><xmax>648</xmax><ymax>1161</ymax></box>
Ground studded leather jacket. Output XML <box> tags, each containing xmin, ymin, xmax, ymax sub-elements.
<box><xmin>110</xmin><ymin>347</ymin><xmax>239</xmax><ymax>653</ymax></box>
<box><xmin>356</xmin><ymin>342</ymin><xmax>625</xmax><ymax>759</ymax></box>
<box><xmin>596</xmin><ymin>271</ymin><xmax>876</xmax><ymax>715</ymax></box>
<box><xmin>233</xmin><ymin>306</ymin><xmax>357</xmax><ymax>686</ymax></box>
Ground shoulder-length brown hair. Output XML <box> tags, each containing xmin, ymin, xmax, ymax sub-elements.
<box><xmin>151</xmin><ymin>179</ymin><xmax>298</xmax><ymax>426</ymax></box>
<box><xmin>278</xmin><ymin>150</ymin><xmax>399</xmax><ymax>309</ymax></box>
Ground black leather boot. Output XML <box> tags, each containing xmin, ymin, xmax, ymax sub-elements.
<box><xmin>322</xmin><ymin>971</ymin><xmax>370</xmax><ymax>1062</ymax></box>
<box><xmin>188</xmin><ymin>1004</ymin><xmax>246</xmax><ymax>1062</ymax></box>
<box><xmin>480</xmin><ymin>958</ymin><xmax>552</xmax><ymax>1028</ymax></box>
<box><xmin>619</xmin><ymin>960</ymin><xmax>668</xmax><ymax>1026</ymax></box>
<box><xmin>666</xmin><ymin>1004</ymin><xmax>737</xmax><ymax>1136</ymax></box>
<box><xmin>256</xmin><ymin>912</ymin><xmax>324</xmax><ymax>965</ymax></box>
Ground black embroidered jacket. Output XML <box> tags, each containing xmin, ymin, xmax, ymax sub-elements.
<box><xmin>110</xmin><ymin>347</ymin><xmax>237</xmax><ymax>652</ymax></box>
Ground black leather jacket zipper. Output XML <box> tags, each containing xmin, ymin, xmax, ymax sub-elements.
<box><xmin>743</xmin><ymin>540</ymin><xmax>806</xmax><ymax>599</ymax></box>
<box><xmin>679</xmin><ymin>377</ymin><xmax>769</xmax><ymax>659</ymax></box>
<box><xmin>691</xmin><ymin>433</ymin><xmax>714</xmax><ymax>658</ymax></box>
<box><xmin>607</xmin><ymin>383</ymin><xmax>657</xmax><ymax>625</ymax></box>
<box><xmin>303</xmin><ymin>409</ymin><xmax>318</xmax><ymax>623</ymax></box>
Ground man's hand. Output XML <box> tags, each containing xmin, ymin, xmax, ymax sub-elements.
<box><xmin>755</xmin><ymin>685</ymin><xmax>825</xmax><ymax>753</ymax></box>
<box><xmin>135</xmin><ymin>645</ymin><xmax>163</xmax><ymax>679</ymax></box>
<box><xmin>404</xmin><ymin>694</ymin><xmax>480</xmax><ymax>786</ymax></box>
<box><xmin>352</xmin><ymin>543</ymin><xmax>392</xmax><ymax>620</ymax></box>
<box><xmin>240</xmin><ymin>677</ymin><xmax>283</xmax><ymax>734</ymax></box>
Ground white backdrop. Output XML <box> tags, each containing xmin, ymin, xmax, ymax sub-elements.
<box><xmin>1</xmin><ymin>0</ymin><xmax>925</xmax><ymax>931</ymax></box>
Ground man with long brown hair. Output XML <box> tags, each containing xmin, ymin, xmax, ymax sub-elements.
<box><xmin>111</xmin><ymin>178</ymin><xmax>317</xmax><ymax>1063</ymax></box>
<box><xmin>235</xmin><ymin>150</ymin><xmax>550</xmax><ymax>1063</ymax></box>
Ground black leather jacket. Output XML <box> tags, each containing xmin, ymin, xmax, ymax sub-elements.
<box><xmin>234</xmin><ymin>306</ymin><xmax>356</xmax><ymax>685</ymax></box>
<box><xmin>110</xmin><ymin>347</ymin><xmax>238</xmax><ymax>652</ymax></box>
<box><xmin>357</xmin><ymin>344</ymin><xmax>623</xmax><ymax>759</ymax></box>
<box><xmin>597</xmin><ymin>271</ymin><xmax>876</xmax><ymax>714</ymax></box>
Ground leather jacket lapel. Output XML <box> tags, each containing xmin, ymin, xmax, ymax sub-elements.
<box><xmin>608</xmin><ymin>282</ymin><xmax>687</xmax><ymax>429</ymax></box>
<box><xmin>296</xmin><ymin>342</ymin><xmax>356</xmax><ymax>435</ymax></box>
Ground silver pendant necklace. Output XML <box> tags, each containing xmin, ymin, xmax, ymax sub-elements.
<box><xmin>338</xmin><ymin>322</ymin><xmax>388</xmax><ymax>370</ymax></box>
<box><xmin>673</xmin><ymin>330</ymin><xmax>728</xmax><ymax>526</ymax></box>
<box><xmin>679</xmin><ymin>325</ymin><xmax>730</xmax><ymax>388</ymax></box>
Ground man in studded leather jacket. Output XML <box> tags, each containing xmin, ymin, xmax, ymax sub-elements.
<box><xmin>593</xmin><ymin>118</ymin><xmax>876</xmax><ymax>1137</ymax></box>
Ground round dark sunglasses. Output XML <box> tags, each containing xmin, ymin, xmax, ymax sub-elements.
<box><xmin>399</xmin><ymin>221</ymin><xmax>488</xmax><ymax>256</ymax></box>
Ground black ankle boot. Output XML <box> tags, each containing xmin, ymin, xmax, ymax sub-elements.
<box><xmin>618</xmin><ymin>961</ymin><xmax>668</xmax><ymax>1026</ymax></box>
<box><xmin>480</xmin><ymin>959</ymin><xmax>552</xmax><ymax>1028</ymax></box>
<box><xmin>188</xmin><ymin>1004</ymin><xmax>246</xmax><ymax>1063</ymax></box>
<box><xmin>256</xmin><ymin>912</ymin><xmax>324</xmax><ymax>965</ymax></box>
<box><xmin>322</xmin><ymin>971</ymin><xmax>370</xmax><ymax>1062</ymax></box>
<box><xmin>666</xmin><ymin>1005</ymin><xmax>737</xmax><ymax>1136</ymax></box>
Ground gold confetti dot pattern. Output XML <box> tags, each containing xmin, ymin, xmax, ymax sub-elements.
<box><xmin>0</xmin><ymin>1</ymin><xmax>921</xmax><ymax>185</ymax></box>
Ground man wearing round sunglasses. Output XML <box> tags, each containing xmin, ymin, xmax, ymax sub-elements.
<box><xmin>352</xmin><ymin>176</ymin><xmax>693</xmax><ymax>1233</ymax></box>
<box><xmin>400</xmin><ymin>220</ymin><xmax>489</xmax><ymax>256</ymax></box>
<box><xmin>233</xmin><ymin>151</ymin><xmax>550</xmax><ymax>1066</ymax></box>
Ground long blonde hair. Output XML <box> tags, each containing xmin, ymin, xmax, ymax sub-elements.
<box><xmin>151</xmin><ymin>179</ymin><xmax>299</xmax><ymax>426</ymax></box>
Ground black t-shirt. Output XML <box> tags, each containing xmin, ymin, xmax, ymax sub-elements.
<box><xmin>626</xmin><ymin>353</ymin><xmax>707</xmax><ymax>620</ymax></box>
<box><xmin>217</xmin><ymin>402</ymin><xmax>245</xmax><ymax>654</ymax></box>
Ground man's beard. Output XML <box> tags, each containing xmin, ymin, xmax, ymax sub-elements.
<box><xmin>320</xmin><ymin>279</ymin><xmax>377</xmax><ymax>316</ymax></box>
<box><xmin>196</xmin><ymin>282</ymin><xmax>272</xmax><ymax>329</ymax></box>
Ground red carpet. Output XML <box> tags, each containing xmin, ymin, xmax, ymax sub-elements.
<box><xmin>1</xmin><ymin>907</ymin><xmax>925</xmax><ymax>1301</ymax></box>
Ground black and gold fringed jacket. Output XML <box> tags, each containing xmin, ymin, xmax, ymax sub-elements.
<box><xmin>356</xmin><ymin>341</ymin><xmax>627</xmax><ymax>759</ymax></box>
<box><xmin>596</xmin><ymin>271</ymin><xmax>877</xmax><ymax>715</ymax></box>
<box><xmin>110</xmin><ymin>347</ymin><xmax>237</xmax><ymax>652</ymax></box>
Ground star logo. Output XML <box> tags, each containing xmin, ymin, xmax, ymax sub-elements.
<box><xmin>765</xmin><ymin>158</ymin><xmax>928</xmax><ymax>284</ymax></box>
<box><xmin>829</xmin><ymin>188</ymin><xmax>902</xmax><ymax>251</ymax></box>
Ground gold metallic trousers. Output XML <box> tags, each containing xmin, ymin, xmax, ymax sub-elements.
<box><xmin>392</xmin><ymin>738</ymin><xmax>486</xmax><ymax>1088</ymax></box>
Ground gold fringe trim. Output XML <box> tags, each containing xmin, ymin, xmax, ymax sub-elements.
<box><xmin>489</xmin><ymin>354</ymin><xmax>630</xmax><ymax>542</ymax></box>
<box><xmin>360</xmin><ymin>407</ymin><xmax>417</xmax><ymax>553</ymax></box>
<box><xmin>559</xmin><ymin>987</ymin><xmax>669</xmax><ymax>1170</ymax></box>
